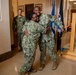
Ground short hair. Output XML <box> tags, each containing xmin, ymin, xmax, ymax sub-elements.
<box><xmin>18</xmin><ymin>9</ymin><xmax>22</xmax><ymax>12</ymax></box>
<box><xmin>30</xmin><ymin>12</ymin><xmax>36</xmax><ymax>20</ymax></box>
<box><xmin>34</xmin><ymin>6</ymin><xmax>40</xmax><ymax>10</ymax></box>
<box><xmin>27</xmin><ymin>12</ymin><xmax>36</xmax><ymax>20</ymax></box>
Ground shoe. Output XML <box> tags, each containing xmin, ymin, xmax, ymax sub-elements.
<box><xmin>52</xmin><ymin>61</ymin><xmax>58</xmax><ymax>70</ymax></box>
<box><xmin>26</xmin><ymin>73</ymin><xmax>30</xmax><ymax>75</ymax></box>
<box><xmin>38</xmin><ymin>64</ymin><xmax>45</xmax><ymax>71</ymax></box>
<box><xmin>18</xmin><ymin>71</ymin><xmax>24</xmax><ymax>75</ymax></box>
<box><xmin>29</xmin><ymin>68</ymin><xmax>37</xmax><ymax>73</ymax></box>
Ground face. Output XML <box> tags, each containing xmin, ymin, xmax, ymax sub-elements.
<box><xmin>32</xmin><ymin>14</ymin><xmax>38</xmax><ymax>22</ymax></box>
<box><xmin>34</xmin><ymin>7</ymin><xmax>40</xmax><ymax>16</ymax></box>
<box><xmin>18</xmin><ymin>10</ymin><xmax>22</xmax><ymax>16</ymax></box>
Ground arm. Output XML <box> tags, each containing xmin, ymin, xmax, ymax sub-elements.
<box><xmin>13</xmin><ymin>17</ymin><xmax>17</xmax><ymax>32</ymax></box>
<box><xmin>54</xmin><ymin>19</ymin><xmax>63</xmax><ymax>29</ymax></box>
<box><xmin>22</xmin><ymin>22</ymin><xmax>29</xmax><ymax>36</ymax></box>
<box><xmin>49</xmin><ymin>15</ymin><xmax>64</xmax><ymax>30</ymax></box>
<box><xmin>37</xmin><ymin>23</ymin><xmax>46</xmax><ymax>34</ymax></box>
<box><xmin>39</xmin><ymin>14</ymin><xmax>50</xmax><ymax>28</ymax></box>
<box><xmin>23</xmin><ymin>17</ymin><xmax>26</xmax><ymax>25</ymax></box>
<box><xmin>22</xmin><ymin>22</ymin><xmax>28</xmax><ymax>32</ymax></box>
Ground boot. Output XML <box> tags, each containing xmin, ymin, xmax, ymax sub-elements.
<box><xmin>38</xmin><ymin>64</ymin><xmax>45</xmax><ymax>71</ymax></box>
<box><xmin>29</xmin><ymin>68</ymin><xmax>37</xmax><ymax>73</ymax></box>
<box><xmin>52</xmin><ymin>61</ymin><xmax>58</xmax><ymax>70</ymax></box>
<box><xmin>25</xmin><ymin>73</ymin><xmax>30</xmax><ymax>75</ymax></box>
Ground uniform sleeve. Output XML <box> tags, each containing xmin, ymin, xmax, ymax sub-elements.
<box><xmin>39</xmin><ymin>14</ymin><xmax>49</xmax><ymax>27</ymax></box>
<box><xmin>23</xmin><ymin>17</ymin><xmax>26</xmax><ymax>25</ymax></box>
<box><xmin>54</xmin><ymin>19</ymin><xmax>63</xmax><ymax>29</ymax></box>
<box><xmin>13</xmin><ymin>17</ymin><xmax>17</xmax><ymax>32</ymax></box>
<box><xmin>22</xmin><ymin>22</ymin><xmax>28</xmax><ymax>32</ymax></box>
<box><xmin>44</xmin><ymin>14</ymin><xmax>50</xmax><ymax>26</ymax></box>
<box><xmin>37</xmin><ymin>23</ymin><xmax>46</xmax><ymax>34</ymax></box>
<box><xmin>49</xmin><ymin>15</ymin><xmax>63</xmax><ymax>29</ymax></box>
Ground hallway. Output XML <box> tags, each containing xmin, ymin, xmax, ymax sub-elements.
<box><xmin>0</xmin><ymin>48</ymin><xmax>76</xmax><ymax>75</ymax></box>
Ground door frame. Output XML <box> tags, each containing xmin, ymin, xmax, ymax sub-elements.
<box><xmin>25</xmin><ymin>4</ymin><xmax>34</xmax><ymax>18</ymax></box>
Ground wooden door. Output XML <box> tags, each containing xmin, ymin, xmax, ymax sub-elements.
<box><xmin>25</xmin><ymin>4</ymin><xmax>34</xmax><ymax>19</ymax></box>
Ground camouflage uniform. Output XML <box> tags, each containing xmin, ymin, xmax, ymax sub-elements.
<box><xmin>19</xmin><ymin>20</ymin><xmax>46</xmax><ymax>74</ymax></box>
<box><xmin>13</xmin><ymin>16</ymin><xmax>26</xmax><ymax>48</ymax></box>
<box><xmin>39</xmin><ymin>14</ymin><xmax>63</xmax><ymax>65</ymax></box>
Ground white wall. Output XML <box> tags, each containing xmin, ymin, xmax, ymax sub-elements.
<box><xmin>0</xmin><ymin>0</ymin><xmax>11</xmax><ymax>54</ymax></box>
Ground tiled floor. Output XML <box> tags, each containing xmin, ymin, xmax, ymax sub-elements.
<box><xmin>0</xmin><ymin>48</ymin><xmax>76</xmax><ymax>75</ymax></box>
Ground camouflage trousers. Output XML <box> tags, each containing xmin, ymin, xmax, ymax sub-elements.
<box><xmin>19</xmin><ymin>40</ymin><xmax>37</xmax><ymax>74</ymax></box>
<box><xmin>39</xmin><ymin>37</ymin><xmax>57</xmax><ymax>65</ymax></box>
<box><xmin>17</xmin><ymin>33</ymin><xmax>23</xmax><ymax>48</ymax></box>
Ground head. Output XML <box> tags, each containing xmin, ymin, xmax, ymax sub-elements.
<box><xmin>33</xmin><ymin>6</ymin><xmax>41</xmax><ymax>16</ymax></box>
<box><xmin>18</xmin><ymin>9</ymin><xmax>22</xmax><ymax>16</ymax></box>
<box><xmin>30</xmin><ymin>13</ymin><xmax>38</xmax><ymax>22</ymax></box>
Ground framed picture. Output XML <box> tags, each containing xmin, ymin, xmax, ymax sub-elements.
<box><xmin>18</xmin><ymin>5</ymin><xmax>24</xmax><ymax>12</ymax></box>
<box><xmin>35</xmin><ymin>4</ymin><xmax>42</xmax><ymax>11</ymax></box>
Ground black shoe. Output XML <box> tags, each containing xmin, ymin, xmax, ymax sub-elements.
<box><xmin>29</xmin><ymin>68</ymin><xmax>37</xmax><ymax>73</ymax></box>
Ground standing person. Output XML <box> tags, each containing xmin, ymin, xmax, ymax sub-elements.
<box><xmin>13</xmin><ymin>9</ymin><xmax>26</xmax><ymax>50</ymax></box>
<box><xmin>33</xmin><ymin>6</ymin><xmax>64</xmax><ymax>70</ymax></box>
<box><xmin>19</xmin><ymin>13</ymin><xmax>50</xmax><ymax>75</ymax></box>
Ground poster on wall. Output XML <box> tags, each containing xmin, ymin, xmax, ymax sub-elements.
<box><xmin>0</xmin><ymin>0</ymin><xmax>2</xmax><ymax>21</ymax></box>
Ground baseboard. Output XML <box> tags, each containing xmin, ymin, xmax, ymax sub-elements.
<box><xmin>0</xmin><ymin>51</ymin><xmax>13</xmax><ymax>62</ymax></box>
<box><xmin>62</xmin><ymin>54</ymin><xmax>76</xmax><ymax>61</ymax></box>
<box><xmin>0</xmin><ymin>44</ymin><xmax>17</xmax><ymax>62</ymax></box>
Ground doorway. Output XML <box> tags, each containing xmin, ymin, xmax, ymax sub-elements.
<box><xmin>25</xmin><ymin>4</ymin><xmax>34</xmax><ymax>19</ymax></box>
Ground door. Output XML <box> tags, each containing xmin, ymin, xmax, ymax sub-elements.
<box><xmin>71</xmin><ymin>10</ymin><xmax>76</xmax><ymax>23</ymax></box>
<box><xmin>25</xmin><ymin>4</ymin><xmax>34</xmax><ymax>19</ymax></box>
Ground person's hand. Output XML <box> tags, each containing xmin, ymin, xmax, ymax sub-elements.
<box><xmin>62</xmin><ymin>28</ymin><xmax>64</xmax><ymax>32</ymax></box>
<box><xmin>46</xmin><ymin>25</ymin><xmax>50</xmax><ymax>34</ymax></box>
<box><xmin>24</xmin><ymin>30</ymin><xmax>29</xmax><ymax>36</ymax></box>
<box><xmin>46</xmin><ymin>25</ymin><xmax>51</xmax><ymax>31</ymax></box>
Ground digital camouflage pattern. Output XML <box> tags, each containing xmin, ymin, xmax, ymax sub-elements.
<box><xmin>13</xmin><ymin>16</ymin><xmax>26</xmax><ymax>48</ymax></box>
<box><xmin>39</xmin><ymin>13</ymin><xmax>63</xmax><ymax>65</ymax></box>
<box><xmin>19</xmin><ymin>20</ymin><xmax>46</xmax><ymax>74</ymax></box>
